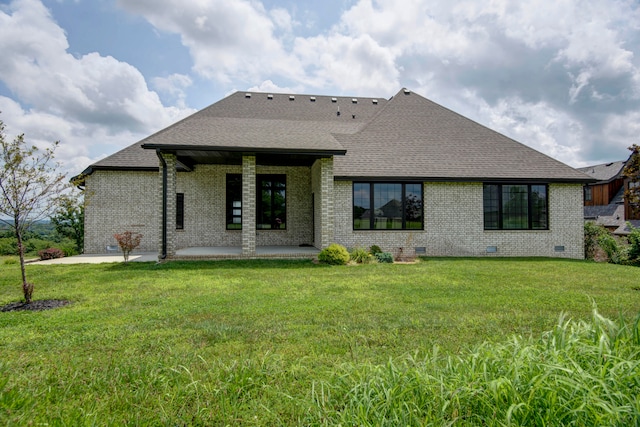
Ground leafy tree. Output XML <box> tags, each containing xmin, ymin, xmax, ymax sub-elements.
<box><xmin>623</xmin><ymin>144</ymin><xmax>640</xmax><ymax>219</ymax></box>
<box><xmin>0</xmin><ymin>119</ymin><xmax>66</xmax><ymax>303</ymax></box>
<box><xmin>51</xmin><ymin>190</ymin><xmax>84</xmax><ymax>253</ymax></box>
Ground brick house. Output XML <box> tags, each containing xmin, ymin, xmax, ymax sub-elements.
<box><xmin>75</xmin><ymin>88</ymin><xmax>593</xmax><ymax>260</ymax></box>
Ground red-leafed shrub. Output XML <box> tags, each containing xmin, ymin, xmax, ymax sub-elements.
<box><xmin>113</xmin><ymin>231</ymin><xmax>143</xmax><ymax>263</ymax></box>
<box><xmin>38</xmin><ymin>248</ymin><xmax>64</xmax><ymax>260</ymax></box>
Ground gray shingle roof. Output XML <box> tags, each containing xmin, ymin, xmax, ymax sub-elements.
<box><xmin>577</xmin><ymin>161</ymin><xmax>626</xmax><ymax>182</ymax></box>
<box><xmin>334</xmin><ymin>90</ymin><xmax>592</xmax><ymax>182</ymax></box>
<box><xmin>82</xmin><ymin>89</ymin><xmax>592</xmax><ymax>183</ymax></box>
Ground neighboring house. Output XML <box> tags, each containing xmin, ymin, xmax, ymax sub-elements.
<box><xmin>579</xmin><ymin>158</ymin><xmax>640</xmax><ymax>235</ymax></box>
<box><xmin>578</xmin><ymin>161</ymin><xmax>626</xmax><ymax>231</ymax></box>
<box><xmin>75</xmin><ymin>89</ymin><xmax>593</xmax><ymax>260</ymax></box>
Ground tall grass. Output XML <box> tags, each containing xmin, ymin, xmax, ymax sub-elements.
<box><xmin>312</xmin><ymin>309</ymin><xmax>640</xmax><ymax>426</ymax></box>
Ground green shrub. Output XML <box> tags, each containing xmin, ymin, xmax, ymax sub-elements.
<box><xmin>374</xmin><ymin>252</ymin><xmax>394</xmax><ymax>263</ymax></box>
<box><xmin>24</xmin><ymin>238</ymin><xmax>57</xmax><ymax>255</ymax></box>
<box><xmin>584</xmin><ymin>221</ymin><xmax>606</xmax><ymax>260</ymax></box>
<box><xmin>318</xmin><ymin>243</ymin><xmax>350</xmax><ymax>265</ymax></box>
<box><xmin>598</xmin><ymin>233</ymin><xmax>626</xmax><ymax>264</ymax></box>
<box><xmin>369</xmin><ymin>245</ymin><xmax>382</xmax><ymax>255</ymax></box>
<box><xmin>627</xmin><ymin>223</ymin><xmax>640</xmax><ymax>261</ymax></box>
<box><xmin>349</xmin><ymin>247</ymin><xmax>372</xmax><ymax>264</ymax></box>
<box><xmin>0</xmin><ymin>237</ymin><xmax>18</xmax><ymax>255</ymax></box>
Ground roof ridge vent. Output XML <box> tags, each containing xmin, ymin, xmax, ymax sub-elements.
<box><xmin>245</xmin><ymin>93</ymin><xmax>251</xmax><ymax>98</ymax></box>
<box><xmin>310</xmin><ymin>96</ymin><xmax>316</xmax><ymax>102</ymax></box>
<box><xmin>352</xmin><ymin>98</ymin><xmax>358</xmax><ymax>104</ymax></box>
<box><xmin>331</xmin><ymin>97</ymin><xmax>337</xmax><ymax>103</ymax></box>
<box><xmin>289</xmin><ymin>95</ymin><xmax>295</xmax><ymax>101</ymax></box>
<box><xmin>267</xmin><ymin>94</ymin><xmax>273</xmax><ymax>100</ymax></box>
<box><xmin>372</xmin><ymin>99</ymin><xmax>378</xmax><ymax>104</ymax></box>
<box><xmin>403</xmin><ymin>89</ymin><xmax>411</xmax><ymax>95</ymax></box>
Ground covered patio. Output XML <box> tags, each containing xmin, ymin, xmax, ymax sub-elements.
<box><xmin>172</xmin><ymin>245</ymin><xmax>320</xmax><ymax>260</ymax></box>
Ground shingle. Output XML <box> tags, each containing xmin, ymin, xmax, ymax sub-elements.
<box><xmin>84</xmin><ymin>89</ymin><xmax>592</xmax><ymax>183</ymax></box>
<box><xmin>333</xmin><ymin>89</ymin><xmax>592</xmax><ymax>182</ymax></box>
<box><xmin>577</xmin><ymin>161</ymin><xmax>626</xmax><ymax>182</ymax></box>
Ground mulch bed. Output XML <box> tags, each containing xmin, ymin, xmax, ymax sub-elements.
<box><xmin>1</xmin><ymin>300</ymin><xmax>71</xmax><ymax>312</ymax></box>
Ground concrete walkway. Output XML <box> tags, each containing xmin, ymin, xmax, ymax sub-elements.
<box><xmin>30</xmin><ymin>246</ymin><xmax>320</xmax><ymax>264</ymax></box>
<box><xmin>31</xmin><ymin>252</ymin><xmax>158</xmax><ymax>265</ymax></box>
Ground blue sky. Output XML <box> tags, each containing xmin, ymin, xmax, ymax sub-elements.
<box><xmin>1</xmin><ymin>0</ymin><xmax>639</xmax><ymax>178</ymax></box>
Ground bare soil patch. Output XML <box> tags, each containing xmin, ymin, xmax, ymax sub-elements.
<box><xmin>1</xmin><ymin>300</ymin><xmax>70</xmax><ymax>312</ymax></box>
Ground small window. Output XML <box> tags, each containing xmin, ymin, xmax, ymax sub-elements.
<box><xmin>176</xmin><ymin>193</ymin><xmax>184</xmax><ymax>230</ymax></box>
<box><xmin>584</xmin><ymin>186</ymin><xmax>592</xmax><ymax>202</ymax></box>
<box><xmin>226</xmin><ymin>174</ymin><xmax>242</xmax><ymax>230</ymax></box>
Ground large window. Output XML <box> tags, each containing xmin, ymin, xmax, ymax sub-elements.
<box><xmin>353</xmin><ymin>182</ymin><xmax>423</xmax><ymax>230</ymax></box>
<box><xmin>226</xmin><ymin>174</ymin><xmax>286</xmax><ymax>230</ymax></box>
<box><xmin>258</xmin><ymin>175</ymin><xmax>286</xmax><ymax>229</ymax></box>
<box><xmin>483</xmin><ymin>184</ymin><xmax>548</xmax><ymax>230</ymax></box>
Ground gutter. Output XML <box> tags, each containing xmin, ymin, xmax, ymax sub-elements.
<box><xmin>156</xmin><ymin>149</ymin><xmax>167</xmax><ymax>260</ymax></box>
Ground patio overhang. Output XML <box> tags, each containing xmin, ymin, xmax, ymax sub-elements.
<box><xmin>142</xmin><ymin>144</ymin><xmax>346</xmax><ymax>168</ymax></box>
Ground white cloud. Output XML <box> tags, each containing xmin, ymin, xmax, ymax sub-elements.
<box><xmin>152</xmin><ymin>73</ymin><xmax>193</xmax><ymax>108</ymax></box>
<box><xmin>117</xmin><ymin>0</ymin><xmax>303</xmax><ymax>84</ymax></box>
<box><xmin>0</xmin><ymin>0</ymin><xmax>194</xmax><ymax>174</ymax></box>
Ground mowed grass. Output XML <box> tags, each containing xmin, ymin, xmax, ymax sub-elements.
<box><xmin>0</xmin><ymin>258</ymin><xmax>639</xmax><ymax>425</ymax></box>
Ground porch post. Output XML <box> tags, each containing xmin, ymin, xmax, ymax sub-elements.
<box><xmin>319</xmin><ymin>157</ymin><xmax>334</xmax><ymax>249</ymax></box>
<box><xmin>242</xmin><ymin>155</ymin><xmax>256</xmax><ymax>256</ymax></box>
<box><xmin>158</xmin><ymin>152</ymin><xmax>177</xmax><ymax>259</ymax></box>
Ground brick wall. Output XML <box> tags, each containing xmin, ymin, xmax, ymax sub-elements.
<box><xmin>84</xmin><ymin>170</ymin><xmax>159</xmax><ymax>253</ymax></box>
<box><xmin>174</xmin><ymin>164</ymin><xmax>313</xmax><ymax>250</ymax></box>
<box><xmin>333</xmin><ymin>181</ymin><xmax>585</xmax><ymax>259</ymax></box>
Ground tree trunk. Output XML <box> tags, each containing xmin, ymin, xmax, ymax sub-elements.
<box><xmin>15</xmin><ymin>226</ymin><xmax>33</xmax><ymax>304</ymax></box>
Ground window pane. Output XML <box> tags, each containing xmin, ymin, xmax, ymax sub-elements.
<box><xmin>258</xmin><ymin>175</ymin><xmax>286</xmax><ymax>229</ymax></box>
<box><xmin>353</xmin><ymin>183</ymin><xmax>371</xmax><ymax>229</ymax></box>
<box><xmin>374</xmin><ymin>183</ymin><xmax>402</xmax><ymax>229</ymax></box>
<box><xmin>226</xmin><ymin>174</ymin><xmax>242</xmax><ymax>230</ymax></box>
<box><xmin>502</xmin><ymin>185</ymin><xmax>528</xmax><ymax>229</ymax></box>
<box><xmin>405</xmin><ymin>183</ymin><xmax>423</xmax><ymax>229</ymax></box>
<box><xmin>483</xmin><ymin>184</ymin><xmax>499</xmax><ymax>229</ymax></box>
<box><xmin>531</xmin><ymin>185</ymin><xmax>548</xmax><ymax>229</ymax></box>
<box><xmin>176</xmin><ymin>193</ymin><xmax>184</xmax><ymax>230</ymax></box>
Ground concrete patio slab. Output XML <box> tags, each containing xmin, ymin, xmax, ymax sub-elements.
<box><xmin>30</xmin><ymin>246</ymin><xmax>320</xmax><ymax>264</ymax></box>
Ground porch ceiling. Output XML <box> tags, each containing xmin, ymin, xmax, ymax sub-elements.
<box><xmin>173</xmin><ymin>148</ymin><xmax>337</xmax><ymax>168</ymax></box>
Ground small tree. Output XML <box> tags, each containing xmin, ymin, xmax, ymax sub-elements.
<box><xmin>0</xmin><ymin>119</ymin><xmax>66</xmax><ymax>303</ymax></box>
<box><xmin>623</xmin><ymin>144</ymin><xmax>640</xmax><ymax>219</ymax></box>
<box><xmin>51</xmin><ymin>189</ymin><xmax>84</xmax><ymax>253</ymax></box>
<box><xmin>114</xmin><ymin>231</ymin><xmax>142</xmax><ymax>263</ymax></box>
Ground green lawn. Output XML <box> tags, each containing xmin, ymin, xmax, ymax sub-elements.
<box><xmin>0</xmin><ymin>258</ymin><xmax>638</xmax><ymax>425</ymax></box>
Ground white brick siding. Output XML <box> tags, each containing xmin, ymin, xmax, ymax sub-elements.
<box><xmin>84</xmin><ymin>170</ymin><xmax>159</xmax><ymax>253</ymax></box>
<box><xmin>333</xmin><ymin>181</ymin><xmax>584</xmax><ymax>259</ymax></box>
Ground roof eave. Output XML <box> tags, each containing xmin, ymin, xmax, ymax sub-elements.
<box><xmin>334</xmin><ymin>175</ymin><xmax>597</xmax><ymax>184</ymax></box>
<box><xmin>141</xmin><ymin>143</ymin><xmax>346</xmax><ymax>157</ymax></box>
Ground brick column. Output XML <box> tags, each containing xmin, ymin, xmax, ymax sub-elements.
<box><xmin>159</xmin><ymin>153</ymin><xmax>177</xmax><ymax>258</ymax></box>
<box><xmin>320</xmin><ymin>157</ymin><xmax>334</xmax><ymax>249</ymax></box>
<box><xmin>242</xmin><ymin>155</ymin><xmax>256</xmax><ymax>256</ymax></box>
